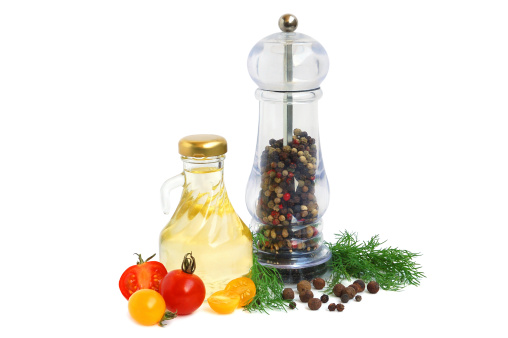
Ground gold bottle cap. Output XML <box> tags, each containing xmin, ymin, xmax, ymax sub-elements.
<box><xmin>178</xmin><ymin>134</ymin><xmax>227</xmax><ymax>157</ymax></box>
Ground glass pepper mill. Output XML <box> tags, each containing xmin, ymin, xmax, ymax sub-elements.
<box><xmin>246</xmin><ymin>14</ymin><xmax>331</xmax><ymax>282</ymax></box>
<box><xmin>160</xmin><ymin>134</ymin><xmax>253</xmax><ymax>297</ymax></box>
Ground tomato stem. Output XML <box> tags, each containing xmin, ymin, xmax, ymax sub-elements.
<box><xmin>181</xmin><ymin>252</ymin><xmax>196</xmax><ymax>274</ymax></box>
<box><xmin>159</xmin><ymin>310</ymin><xmax>177</xmax><ymax>327</ymax></box>
<box><xmin>134</xmin><ymin>253</ymin><xmax>156</xmax><ymax>265</ymax></box>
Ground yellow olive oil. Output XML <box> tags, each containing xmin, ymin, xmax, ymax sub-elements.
<box><xmin>160</xmin><ymin>167</ymin><xmax>253</xmax><ymax>298</ymax></box>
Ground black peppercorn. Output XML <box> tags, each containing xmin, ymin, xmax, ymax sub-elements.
<box><xmin>367</xmin><ymin>281</ymin><xmax>380</xmax><ymax>294</ymax></box>
<box><xmin>340</xmin><ymin>294</ymin><xmax>350</xmax><ymax>303</ymax></box>
<box><xmin>337</xmin><ymin>303</ymin><xmax>345</xmax><ymax>312</ymax></box>
<box><xmin>320</xmin><ymin>294</ymin><xmax>329</xmax><ymax>303</ymax></box>
<box><xmin>282</xmin><ymin>288</ymin><xmax>295</xmax><ymax>300</ymax></box>
<box><xmin>299</xmin><ymin>290</ymin><xmax>314</xmax><ymax>303</ymax></box>
<box><xmin>297</xmin><ymin>280</ymin><xmax>311</xmax><ymax>294</ymax></box>
<box><xmin>289</xmin><ymin>301</ymin><xmax>297</xmax><ymax>309</ymax></box>
<box><xmin>355</xmin><ymin>295</ymin><xmax>362</xmax><ymax>302</ymax></box>
<box><xmin>308</xmin><ymin>298</ymin><xmax>322</xmax><ymax>310</ymax></box>
<box><xmin>332</xmin><ymin>283</ymin><xmax>345</xmax><ymax>297</ymax></box>
<box><xmin>328</xmin><ymin>303</ymin><xmax>336</xmax><ymax>311</ymax></box>
<box><xmin>353</xmin><ymin>279</ymin><xmax>366</xmax><ymax>292</ymax></box>
<box><xmin>312</xmin><ymin>277</ymin><xmax>325</xmax><ymax>290</ymax></box>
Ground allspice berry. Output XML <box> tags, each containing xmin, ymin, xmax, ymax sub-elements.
<box><xmin>299</xmin><ymin>290</ymin><xmax>314</xmax><ymax>303</ymax></box>
<box><xmin>342</xmin><ymin>286</ymin><xmax>356</xmax><ymax>299</ymax></box>
<box><xmin>349</xmin><ymin>283</ymin><xmax>362</xmax><ymax>293</ymax></box>
<box><xmin>367</xmin><ymin>281</ymin><xmax>380</xmax><ymax>294</ymax></box>
<box><xmin>320</xmin><ymin>294</ymin><xmax>329</xmax><ymax>303</ymax></box>
<box><xmin>312</xmin><ymin>278</ymin><xmax>326</xmax><ymax>290</ymax></box>
<box><xmin>289</xmin><ymin>301</ymin><xmax>297</xmax><ymax>309</ymax></box>
<box><xmin>332</xmin><ymin>283</ymin><xmax>346</xmax><ymax>297</ymax></box>
<box><xmin>340</xmin><ymin>294</ymin><xmax>350</xmax><ymax>303</ymax></box>
<box><xmin>355</xmin><ymin>295</ymin><xmax>362</xmax><ymax>302</ymax></box>
<box><xmin>297</xmin><ymin>280</ymin><xmax>312</xmax><ymax>294</ymax></box>
<box><xmin>328</xmin><ymin>303</ymin><xmax>336</xmax><ymax>311</ymax></box>
<box><xmin>353</xmin><ymin>279</ymin><xmax>366</xmax><ymax>292</ymax></box>
<box><xmin>337</xmin><ymin>303</ymin><xmax>345</xmax><ymax>312</ymax></box>
<box><xmin>308</xmin><ymin>298</ymin><xmax>322</xmax><ymax>310</ymax></box>
<box><xmin>282</xmin><ymin>288</ymin><xmax>295</xmax><ymax>300</ymax></box>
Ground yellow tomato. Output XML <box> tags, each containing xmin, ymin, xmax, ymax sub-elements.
<box><xmin>208</xmin><ymin>290</ymin><xmax>241</xmax><ymax>314</ymax></box>
<box><xmin>128</xmin><ymin>289</ymin><xmax>166</xmax><ymax>326</ymax></box>
<box><xmin>225</xmin><ymin>277</ymin><xmax>256</xmax><ymax>306</ymax></box>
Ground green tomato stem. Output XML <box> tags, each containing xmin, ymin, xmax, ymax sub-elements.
<box><xmin>159</xmin><ymin>310</ymin><xmax>177</xmax><ymax>327</ymax></box>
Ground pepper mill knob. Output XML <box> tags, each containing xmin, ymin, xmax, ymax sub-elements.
<box><xmin>278</xmin><ymin>14</ymin><xmax>298</xmax><ymax>32</ymax></box>
<box><xmin>248</xmin><ymin>13</ymin><xmax>328</xmax><ymax>91</ymax></box>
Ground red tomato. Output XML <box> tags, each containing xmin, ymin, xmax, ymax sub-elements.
<box><xmin>159</xmin><ymin>253</ymin><xmax>206</xmax><ymax>315</ymax></box>
<box><xmin>119</xmin><ymin>253</ymin><xmax>168</xmax><ymax>300</ymax></box>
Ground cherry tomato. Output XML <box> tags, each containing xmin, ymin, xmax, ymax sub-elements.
<box><xmin>128</xmin><ymin>289</ymin><xmax>166</xmax><ymax>326</ymax></box>
<box><xmin>208</xmin><ymin>290</ymin><xmax>241</xmax><ymax>314</ymax></box>
<box><xmin>225</xmin><ymin>277</ymin><xmax>256</xmax><ymax>306</ymax></box>
<box><xmin>160</xmin><ymin>253</ymin><xmax>206</xmax><ymax>315</ymax></box>
<box><xmin>119</xmin><ymin>253</ymin><xmax>167</xmax><ymax>300</ymax></box>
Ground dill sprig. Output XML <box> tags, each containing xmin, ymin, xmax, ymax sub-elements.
<box><xmin>324</xmin><ymin>231</ymin><xmax>425</xmax><ymax>293</ymax></box>
<box><xmin>244</xmin><ymin>233</ymin><xmax>292</xmax><ymax>313</ymax></box>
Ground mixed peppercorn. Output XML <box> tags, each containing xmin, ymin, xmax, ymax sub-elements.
<box><xmin>255</xmin><ymin>129</ymin><xmax>322</xmax><ymax>254</ymax></box>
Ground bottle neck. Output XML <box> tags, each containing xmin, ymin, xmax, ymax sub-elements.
<box><xmin>182</xmin><ymin>155</ymin><xmax>225</xmax><ymax>171</ymax></box>
<box><xmin>181</xmin><ymin>155</ymin><xmax>225</xmax><ymax>189</ymax></box>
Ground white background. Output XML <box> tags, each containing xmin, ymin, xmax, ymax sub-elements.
<box><xmin>1</xmin><ymin>1</ymin><xmax>507</xmax><ymax>337</ymax></box>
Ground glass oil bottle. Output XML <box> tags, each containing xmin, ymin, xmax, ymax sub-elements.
<box><xmin>160</xmin><ymin>134</ymin><xmax>252</xmax><ymax>298</ymax></box>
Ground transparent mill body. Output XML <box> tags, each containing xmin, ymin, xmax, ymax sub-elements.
<box><xmin>245</xmin><ymin>15</ymin><xmax>331</xmax><ymax>278</ymax></box>
<box><xmin>160</xmin><ymin>155</ymin><xmax>252</xmax><ymax>298</ymax></box>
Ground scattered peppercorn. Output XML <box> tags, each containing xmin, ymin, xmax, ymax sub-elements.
<box><xmin>299</xmin><ymin>290</ymin><xmax>314</xmax><ymax>303</ymax></box>
<box><xmin>297</xmin><ymin>280</ymin><xmax>312</xmax><ymax>294</ymax></box>
<box><xmin>337</xmin><ymin>304</ymin><xmax>345</xmax><ymax>312</ymax></box>
<box><xmin>342</xmin><ymin>286</ymin><xmax>356</xmax><ymax>299</ymax></box>
<box><xmin>289</xmin><ymin>301</ymin><xmax>297</xmax><ymax>309</ymax></box>
<box><xmin>340</xmin><ymin>294</ymin><xmax>350</xmax><ymax>303</ymax></box>
<box><xmin>312</xmin><ymin>278</ymin><xmax>326</xmax><ymax>290</ymax></box>
<box><xmin>282</xmin><ymin>288</ymin><xmax>295</xmax><ymax>300</ymax></box>
<box><xmin>328</xmin><ymin>303</ymin><xmax>336</xmax><ymax>311</ymax></box>
<box><xmin>312</xmin><ymin>277</ymin><xmax>326</xmax><ymax>290</ymax></box>
<box><xmin>320</xmin><ymin>294</ymin><xmax>329</xmax><ymax>303</ymax></box>
<box><xmin>349</xmin><ymin>283</ymin><xmax>362</xmax><ymax>293</ymax></box>
<box><xmin>367</xmin><ymin>281</ymin><xmax>380</xmax><ymax>294</ymax></box>
<box><xmin>332</xmin><ymin>283</ymin><xmax>345</xmax><ymax>297</ymax></box>
<box><xmin>353</xmin><ymin>279</ymin><xmax>366</xmax><ymax>292</ymax></box>
<box><xmin>308</xmin><ymin>298</ymin><xmax>322</xmax><ymax>310</ymax></box>
<box><xmin>355</xmin><ymin>295</ymin><xmax>362</xmax><ymax>302</ymax></box>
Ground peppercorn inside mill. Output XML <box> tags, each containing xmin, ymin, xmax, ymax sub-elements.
<box><xmin>257</xmin><ymin>129</ymin><xmax>320</xmax><ymax>254</ymax></box>
<box><xmin>246</xmin><ymin>14</ymin><xmax>331</xmax><ymax>281</ymax></box>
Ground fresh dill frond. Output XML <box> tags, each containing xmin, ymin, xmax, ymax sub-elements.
<box><xmin>324</xmin><ymin>231</ymin><xmax>425</xmax><ymax>293</ymax></box>
<box><xmin>244</xmin><ymin>232</ymin><xmax>292</xmax><ymax>313</ymax></box>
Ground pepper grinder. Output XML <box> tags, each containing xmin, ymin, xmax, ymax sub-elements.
<box><xmin>245</xmin><ymin>14</ymin><xmax>331</xmax><ymax>282</ymax></box>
